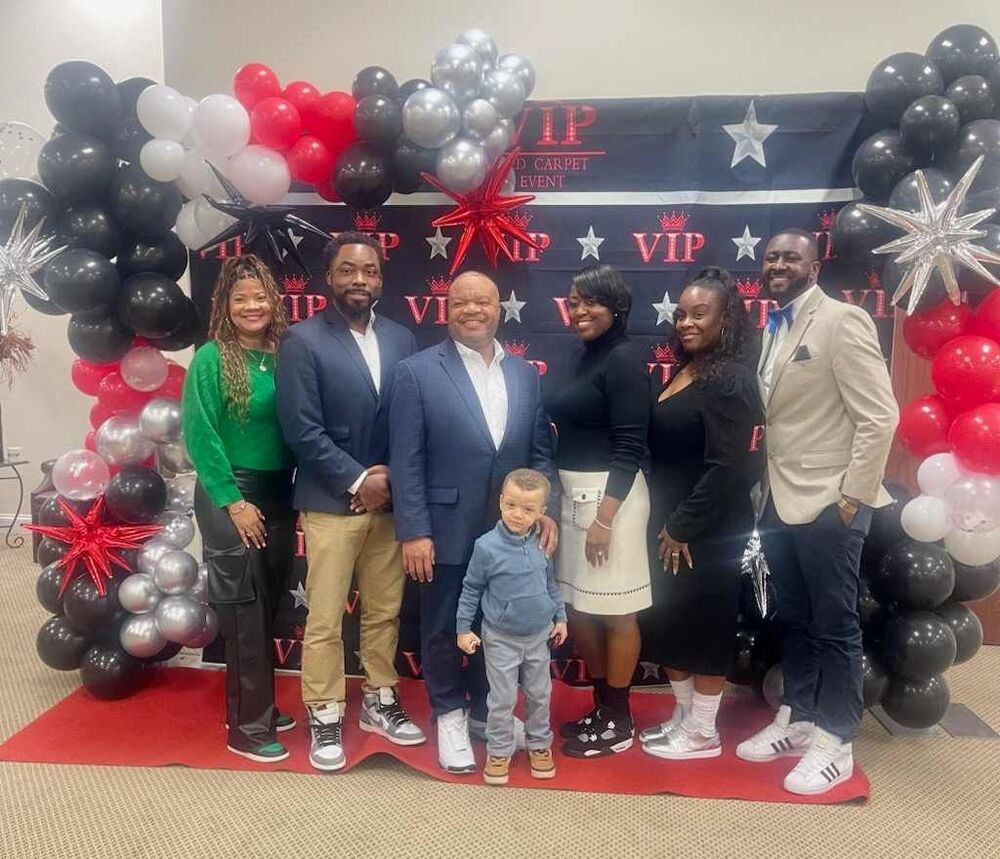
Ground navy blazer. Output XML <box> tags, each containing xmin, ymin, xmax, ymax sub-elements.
<box><xmin>389</xmin><ymin>338</ymin><xmax>559</xmax><ymax>566</ymax></box>
<box><xmin>276</xmin><ymin>307</ymin><xmax>417</xmax><ymax>514</ymax></box>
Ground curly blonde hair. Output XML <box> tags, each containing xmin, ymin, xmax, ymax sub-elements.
<box><xmin>207</xmin><ymin>255</ymin><xmax>288</xmax><ymax>421</ymax></box>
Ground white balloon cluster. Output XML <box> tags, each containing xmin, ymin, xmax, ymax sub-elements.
<box><xmin>901</xmin><ymin>452</ymin><xmax>1000</xmax><ymax>565</ymax></box>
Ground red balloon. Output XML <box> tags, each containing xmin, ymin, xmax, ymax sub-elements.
<box><xmin>154</xmin><ymin>364</ymin><xmax>186</xmax><ymax>400</ymax></box>
<box><xmin>903</xmin><ymin>298</ymin><xmax>972</xmax><ymax>360</ymax></box>
<box><xmin>89</xmin><ymin>401</ymin><xmax>115</xmax><ymax>430</ymax></box>
<box><xmin>233</xmin><ymin>63</ymin><xmax>281</xmax><ymax>110</ymax></box>
<box><xmin>949</xmin><ymin>402</ymin><xmax>1000</xmax><ymax>474</ymax></box>
<box><xmin>970</xmin><ymin>289</ymin><xmax>1000</xmax><ymax>343</ymax></box>
<box><xmin>302</xmin><ymin>91</ymin><xmax>356</xmax><ymax>150</ymax></box>
<box><xmin>314</xmin><ymin>180</ymin><xmax>342</xmax><ymax>203</ymax></box>
<box><xmin>283</xmin><ymin>80</ymin><xmax>321</xmax><ymax>115</ymax></box>
<box><xmin>930</xmin><ymin>335</ymin><xmax>1000</xmax><ymax>412</ymax></box>
<box><xmin>287</xmin><ymin>135</ymin><xmax>335</xmax><ymax>184</ymax></box>
<box><xmin>84</xmin><ymin>430</ymin><xmax>97</xmax><ymax>452</ymax></box>
<box><xmin>250</xmin><ymin>97</ymin><xmax>301</xmax><ymax>151</ymax></box>
<box><xmin>897</xmin><ymin>395</ymin><xmax>953</xmax><ymax>457</ymax></box>
<box><xmin>97</xmin><ymin>371</ymin><xmax>151</xmax><ymax>415</ymax></box>
<box><xmin>71</xmin><ymin>359</ymin><xmax>117</xmax><ymax>396</ymax></box>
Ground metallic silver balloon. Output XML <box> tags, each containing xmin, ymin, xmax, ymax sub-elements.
<box><xmin>482</xmin><ymin>69</ymin><xmax>526</xmax><ymax>119</ymax></box>
<box><xmin>431</xmin><ymin>43</ymin><xmax>482</xmax><ymax>105</ymax></box>
<box><xmin>186</xmin><ymin>606</ymin><xmax>220</xmax><ymax>649</ymax></box>
<box><xmin>484</xmin><ymin>120</ymin><xmax>512</xmax><ymax>161</ymax></box>
<box><xmin>457</xmin><ymin>29</ymin><xmax>498</xmax><ymax>68</ymax></box>
<box><xmin>139</xmin><ymin>398</ymin><xmax>182</xmax><ymax>444</ymax></box>
<box><xmin>402</xmin><ymin>87</ymin><xmax>461</xmax><ymax>149</ymax></box>
<box><xmin>153</xmin><ymin>549</ymin><xmax>199</xmax><ymax>595</ymax></box>
<box><xmin>187</xmin><ymin>562</ymin><xmax>209</xmax><ymax>605</ymax></box>
<box><xmin>155</xmin><ymin>594</ymin><xmax>208</xmax><ymax>644</ymax></box>
<box><xmin>166</xmin><ymin>473</ymin><xmax>197</xmax><ymax>512</ymax></box>
<box><xmin>156</xmin><ymin>511</ymin><xmax>195</xmax><ymax>549</ymax></box>
<box><xmin>120</xmin><ymin>613</ymin><xmax>167</xmax><ymax>658</ymax></box>
<box><xmin>158</xmin><ymin>439</ymin><xmax>193</xmax><ymax>474</ymax></box>
<box><xmin>95</xmin><ymin>416</ymin><xmax>156</xmax><ymax>466</ymax></box>
<box><xmin>118</xmin><ymin>573</ymin><xmax>162</xmax><ymax>614</ymax></box>
<box><xmin>461</xmin><ymin>98</ymin><xmax>499</xmax><ymax>141</ymax></box>
<box><xmin>436</xmin><ymin>137</ymin><xmax>488</xmax><ymax>192</ymax></box>
<box><xmin>137</xmin><ymin>537</ymin><xmax>173</xmax><ymax>576</ymax></box>
<box><xmin>497</xmin><ymin>54</ymin><xmax>536</xmax><ymax>98</ymax></box>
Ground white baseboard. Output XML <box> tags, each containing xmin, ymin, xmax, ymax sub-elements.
<box><xmin>0</xmin><ymin>514</ymin><xmax>31</xmax><ymax>527</ymax></box>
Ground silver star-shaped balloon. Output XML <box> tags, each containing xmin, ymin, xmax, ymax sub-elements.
<box><xmin>0</xmin><ymin>204</ymin><xmax>66</xmax><ymax>335</ymax></box>
<box><xmin>858</xmin><ymin>156</ymin><xmax>1000</xmax><ymax>314</ymax></box>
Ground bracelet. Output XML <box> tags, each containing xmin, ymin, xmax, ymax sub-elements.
<box><xmin>593</xmin><ymin>516</ymin><xmax>613</xmax><ymax>531</ymax></box>
<box><xmin>228</xmin><ymin>500</ymin><xmax>247</xmax><ymax>513</ymax></box>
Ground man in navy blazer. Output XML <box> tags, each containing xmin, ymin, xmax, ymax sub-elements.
<box><xmin>390</xmin><ymin>270</ymin><xmax>559</xmax><ymax>774</ymax></box>
<box><xmin>277</xmin><ymin>233</ymin><xmax>424</xmax><ymax>772</ymax></box>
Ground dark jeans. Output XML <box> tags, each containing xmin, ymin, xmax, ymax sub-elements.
<box><xmin>194</xmin><ymin>469</ymin><xmax>296</xmax><ymax>751</ymax></box>
<box><xmin>419</xmin><ymin>563</ymin><xmax>488</xmax><ymax>722</ymax></box>
<box><xmin>761</xmin><ymin>499</ymin><xmax>872</xmax><ymax>742</ymax></box>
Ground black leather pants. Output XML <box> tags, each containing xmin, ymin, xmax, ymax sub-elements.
<box><xmin>194</xmin><ymin>468</ymin><xmax>295</xmax><ymax>751</ymax></box>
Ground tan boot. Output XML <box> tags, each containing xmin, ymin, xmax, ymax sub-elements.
<box><xmin>483</xmin><ymin>754</ymin><xmax>510</xmax><ymax>785</ymax></box>
<box><xmin>529</xmin><ymin>747</ymin><xmax>556</xmax><ymax>779</ymax></box>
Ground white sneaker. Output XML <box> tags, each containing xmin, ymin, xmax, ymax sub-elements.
<box><xmin>469</xmin><ymin>715</ymin><xmax>526</xmax><ymax>750</ymax></box>
<box><xmin>437</xmin><ymin>708</ymin><xmax>476</xmax><ymax>774</ymax></box>
<box><xmin>359</xmin><ymin>687</ymin><xmax>426</xmax><ymax>746</ymax></box>
<box><xmin>784</xmin><ymin>727</ymin><xmax>854</xmax><ymax>795</ymax></box>
<box><xmin>307</xmin><ymin>703</ymin><xmax>345</xmax><ymax>772</ymax></box>
<box><xmin>736</xmin><ymin>705</ymin><xmax>814</xmax><ymax>763</ymax></box>
<box><xmin>642</xmin><ymin>722</ymin><xmax>721</xmax><ymax>760</ymax></box>
<box><xmin>639</xmin><ymin>704</ymin><xmax>683</xmax><ymax>745</ymax></box>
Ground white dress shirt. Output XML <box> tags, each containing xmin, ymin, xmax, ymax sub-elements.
<box><xmin>454</xmin><ymin>338</ymin><xmax>508</xmax><ymax>449</ymax></box>
<box><xmin>759</xmin><ymin>284</ymin><xmax>819</xmax><ymax>397</ymax></box>
<box><xmin>346</xmin><ymin>313</ymin><xmax>380</xmax><ymax>496</ymax></box>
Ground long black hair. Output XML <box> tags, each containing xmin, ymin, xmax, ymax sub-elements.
<box><xmin>571</xmin><ymin>265</ymin><xmax>632</xmax><ymax>337</ymax></box>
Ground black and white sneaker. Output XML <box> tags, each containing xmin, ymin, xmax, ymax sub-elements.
<box><xmin>559</xmin><ymin>705</ymin><xmax>601</xmax><ymax>740</ymax></box>
<box><xmin>359</xmin><ymin>687</ymin><xmax>426</xmax><ymax>746</ymax></box>
<box><xmin>561</xmin><ymin>707</ymin><xmax>635</xmax><ymax>758</ymax></box>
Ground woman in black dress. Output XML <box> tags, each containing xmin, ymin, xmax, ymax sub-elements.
<box><xmin>639</xmin><ymin>266</ymin><xmax>764</xmax><ymax>761</ymax></box>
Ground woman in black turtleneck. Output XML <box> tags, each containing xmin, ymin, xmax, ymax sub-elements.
<box><xmin>543</xmin><ymin>265</ymin><xmax>651</xmax><ymax>758</ymax></box>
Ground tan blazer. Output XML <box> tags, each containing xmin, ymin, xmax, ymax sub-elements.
<box><xmin>758</xmin><ymin>287</ymin><xmax>899</xmax><ymax>525</ymax></box>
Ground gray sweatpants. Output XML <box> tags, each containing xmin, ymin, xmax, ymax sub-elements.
<box><xmin>482</xmin><ymin>621</ymin><xmax>553</xmax><ymax>757</ymax></box>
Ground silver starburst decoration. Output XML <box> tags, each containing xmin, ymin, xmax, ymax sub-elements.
<box><xmin>858</xmin><ymin>155</ymin><xmax>1000</xmax><ymax>314</ymax></box>
<box><xmin>0</xmin><ymin>203</ymin><xmax>66</xmax><ymax>334</ymax></box>
<box><xmin>740</xmin><ymin>527</ymin><xmax>771</xmax><ymax>620</ymax></box>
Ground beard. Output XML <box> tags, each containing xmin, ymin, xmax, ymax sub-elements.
<box><xmin>766</xmin><ymin>271</ymin><xmax>812</xmax><ymax>302</ymax></box>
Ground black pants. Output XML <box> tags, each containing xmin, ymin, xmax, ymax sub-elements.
<box><xmin>194</xmin><ymin>469</ymin><xmax>295</xmax><ymax>751</ymax></box>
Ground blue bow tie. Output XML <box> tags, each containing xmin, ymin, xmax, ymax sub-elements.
<box><xmin>767</xmin><ymin>304</ymin><xmax>794</xmax><ymax>334</ymax></box>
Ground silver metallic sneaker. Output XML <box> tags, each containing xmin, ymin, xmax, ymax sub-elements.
<box><xmin>639</xmin><ymin>705</ymin><xmax>684</xmax><ymax>745</ymax></box>
<box><xmin>307</xmin><ymin>703</ymin><xmax>346</xmax><ymax>772</ymax></box>
<box><xmin>359</xmin><ymin>687</ymin><xmax>426</xmax><ymax>746</ymax></box>
<box><xmin>642</xmin><ymin>722</ymin><xmax>722</xmax><ymax>760</ymax></box>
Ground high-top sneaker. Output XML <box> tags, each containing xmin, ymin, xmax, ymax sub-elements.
<box><xmin>736</xmin><ymin>705</ymin><xmax>814</xmax><ymax>763</ymax></box>
<box><xmin>561</xmin><ymin>707</ymin><xmax>635</xmax><ymax>758</ymax></box>
<box><xmin>359</xmin><ymin>687</ymin><xmax>426</xmax><ymax>746</ymax></box>
<box><xmin>307</xmin><ymin>703</ymin><xmax>345</xmax><ymax>772</ymax></box>
<box><xmin>784</xmin><ymin>727</ymin><xmax>854</xmax><ymax>795</ymax></box>
<box><xmin>437</xmin><ymin>708</ymin><xmax>476</xmax><ymax>774</ymax></box>
<box><xmin>559</xmin><ymin>705</ymin><xmax>602</xmax><ymax>740</ymax></box>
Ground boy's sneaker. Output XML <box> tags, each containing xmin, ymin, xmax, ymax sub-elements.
<box><xmin>642</xmin><ymin>722</ymin><xmax>721</xmax><ymax>760</ymax></box>
<box><xmin>226</xmin><ymin>741</ymin><xmax>289</xmax><ymax>763</ymax></box>
<box><xmin>307</xmin><ymin>703</ymin><xmax>346</xmax><ymax>772</ymax></box>
<box><xmin>559</xmin><ymin>705</ymin><xmax>601</xmax><ymax>739</ymax></box>
<box><xmin>437</xmin><ymin>708</ymin><xmax>476</xmax><ymax>774</ymax></box>
<box><xmin>483</xmin><ymin>754</ymin><xmax>511</xmax><ymax>785</ymax></box>
<box><xmin>784</xmin><ymin>728</ymin><xmax>854</xmax><ymax>795</ymax></box>
<box><xmin>561</xmin><ymin>707</ymin><xmax>634</xmax><ymax>758</ymax></box>
<box><xmin>529</xmin><ymin>747</ymin><xmax>556</xmax><ymax>779</ymax></box>
<box><xmin>359</xmin><ymin>687</ymin><xmax>426</xmax><ymax>746</ymax></box>
<box><xmin>736</xmin><ymin>705</ymin><xmax>814</xmax><ymax>763</ymax></box>
<box><xmin>639</xmin><ymin>705</ymin><xmax>683</xmax><ymax>745</ymax></box>
<box><xmin>275</xmin><ymin>711</ymin><xmax>296</xmax><ymax>732</ymax></box>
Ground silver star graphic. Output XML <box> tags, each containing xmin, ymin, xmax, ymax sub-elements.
<box><xmin>639</xmin><ymin>661</ymin><xmax>661</xmax><ymax>680</ymax></box>
<box><xmin>500</xmin><ymin>289</ymin><xmax>526</xmax><ymax>323</ymax></box>
<box><xmin>723</xmin><ymin>100</ymin><xmax>778</xmax><ymax>169</ymax></box>
<box><xmin>732</xmin><ymin>225</ymin><xmax>762</xmax><ymax>261</ymax></box>
<box><xmin>425</xmin><ymin>227</ymin><xmax>452</xmax><ymax>260</ymax></box>
<box><xmin>858</xmin><ymin>155</ymin><xmax>1000</xmax><ymax>314</ymax></box>
<box><xmin>289</xmin><ymin>582</ymin><xmax>309</xmax><ymax>609</ymax></box>
<box><xmin>576</xmin><ymin>225</ymin><xmax>605</xmax><ymax>261</ymax></box>
<box><xmin>652</xmin><ymin>290</ymin><xmax>676</xmax><ymax>326</ymax></box>
<box><xmin>0</xmin><ymin>204</ymin><xmax>66</xmax><ymax>334</ymax></box>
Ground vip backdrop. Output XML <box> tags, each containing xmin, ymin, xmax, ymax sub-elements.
<box><xmin>191</xmin><ymin>94</ymin><xmax>893</xmax><ymax>681</ymax></box>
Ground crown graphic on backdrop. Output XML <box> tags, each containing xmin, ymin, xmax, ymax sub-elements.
<box><xmin>735</xmin><ymin>277</ymin><xmax>763</xmax><ymax>298</ymax></box>
<box><xmin>503</xmin><ymin>340</ymin><xmax>529</xmax><ymax>356</ymax></box>
<box><xmin>353</xmin><ymin>210</ymin><xmax>380</xmax><ymax>232</ymax></box>
<box><xmin>658</xmin><ymin>211</ymin><xmax>690</xmax><ymax>231</ymax></box>
<box><xmin>651</xmin><ymin>343</ymin><xmax>677</xmax><ymax>363</ymax></box>
<box><xmin>282</xmin><ymin>274</ymin><xmax>309</xmax><ymax>294</ymax></box>
<box><xmin>427</xmin><ymin>275</ymin><xmax>452</xmax><ymax>295</ymax></box>
<box><xmin>508</xmin><ymin>210</ymin><xmax>533</xmax><ymax>230</ymax></box>
<box><xmin>818</xmin><ymin>209</ymin><xmax>838</xmax><ymax>231</ymax></box>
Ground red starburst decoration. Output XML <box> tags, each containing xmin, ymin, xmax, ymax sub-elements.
<box><xmin>421</xmin><ymin>148</ymin><xmax>543</xmax><ymax>275</ymax></box>
<box><xmin>24</xmin><ymin>497</ymin><xmax>161</xmax><ymax>597</ymax></box>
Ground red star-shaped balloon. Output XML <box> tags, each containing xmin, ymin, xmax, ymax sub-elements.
<box><xmin>421</xmin><ymin>147</ymin><xmax>543</xmax><ymax>275</ymax></box>
<box><xmin>24</xmin><ymin>497</ymin><xmax>161</xmax><ymax>597</ymax></box>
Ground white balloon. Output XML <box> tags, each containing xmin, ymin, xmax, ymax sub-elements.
<box><xmin>945</xmin><ymin>527</ymin><xmax>1000</xmax><ymax>566</ymax></box>
<box><xmin>917</xmin><ymin>452</ymin><xmax>963</xmax><ymax>498</ymax></box>
<box><xmin>901</xmin><ymin>495</ymin><xmax>950</xmax><ymax>542</ymax></box>
<box><xmin>0</xmin><ymin>121</ymin><xmax>46</xmax><ymax>180</ymax></box>
<box><xmin>176</xmin><ymin>149</ymin><xmax>228</xmax><ymax>200</ymax></box>
<box><xmin>139</xmin><ymin>138</ymin><xmax>185</xmax><ymax>182</ymax></box>
<box><xmin>193</xmin><ymin>94</ymin><xmax>250</xmax><ymax>157</ymax></box>
<box><xmin>228</xmin><ymin>145</ymin><xmax>291</xmax><ymax>205</ymax></box>
<box><xmin>174</xmin><ymin>200</ymin><xmax>210</xmax><ymax>250</ymax></box>
<box><xmin>137</xmin><ymin>84</ymin><xmax>192</xmax><ymax>142</ymax></box>
<box><xmin>120</xmin><ymin>345</ymin><xmax>169</xmax><ymax>392</ymax></box>
<box><xmin>945</xmin><ymin>475</ymin><xmax>1000</xmax><ymax>532</ymax></box>
<box><xmin>193</xmin><ymin>195</ymin><xmax>237</xmax><ymax>237</ymax></box>
<box><xmin>180</xmin><ymin>96</ymin><xmax>202</xmax><ymax>148</ymax></box>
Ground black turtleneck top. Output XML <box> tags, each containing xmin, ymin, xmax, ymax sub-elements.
<box><xmin>543</xmin><ymin>327</ymin><xmax>651</xmax><ymax>500</ymax></box>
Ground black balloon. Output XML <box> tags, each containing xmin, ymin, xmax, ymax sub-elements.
<box><xmin>117</xmin><ymin>232</ymin><xmax>188</xmax><ymax>280</ymax></box>
<box><xmin>355</xmin><ymin>95</ymin><xmax>402</xmax><ymax>150</ymax></box>
<box><xmin>38</xmin><ymin>494</ymin><xmax>90</xmax><ymax>527</ymax></box>
<box><xmin>105</xmin><ymin>466</ymin><xmax>166</xmax><ymax>524</ymax></box>
<box><xmin>852</xmin><ymin>131</ymin><xmax>917</xmax><ymax>202</ymax></box>
<box><xmin>727</xmin><ymin>624</ymin><xmax>777</xmax><ymax>687</ymax></box>
<box><xmin>396</xmin><ymin>78</ymin><xmax>431</xmax><ymax>105</ymax></box>
<box><xmin>946</xmin><ymin>75</ymin><xmax>996</xmax><ymax>124</ymax></box>
<box><xmin>0</xmin><ymin>178</ymin><xmax>59</xmax><ymax>240</ymax></box>
<box><xmin>926</xmin><ymin>24</ymin><xmax>1000</xmax><ymax>84</ymax></box>
<box><xmin>22</xmin><ymin>289</ymin><xmax>66</xmax><ymax>317</ymax></box>
<box><xmin>857</xmin><ymin>577</ymin><xmax>882</xmax><ymax>628</ymax></box>
<box><xmin>36</xmin><ymin>616</ymin><xmax>90</xmax><ymax>671</ymax></box>
<box><xmin>829</xmin><ymin>201</ymin><xmax>898</xmax><ymax>262</ymax></box>
<box><xmin>888</xmin><ymin>168</ymin><xmax>954</xmax><ymax>213</ymax></box>
<box><xmin>111</xmin><ymin>116</ymin><xmax>152</xmax><ymax>164</ymax></box>
<box><xmin>882</xmin><ymin>674</ymin><xmax>950</xmax><ymax>729</ymax></box>
<box><xmin>875</xmin><ymin>541</ymin><xmax>955</xmax><ymax>610</ymax></box>
<box><xmin>941</xmin><ymin>118</ymin><xmax>1000</xmax><ymax>178</ymax></box>
<box><xmin>67</xmin><ymin>312</ymin><xmax>134</xmax><ymax>364</ymax></box>
<box><xmin>861</xmin><ymin>648</ymin><xmax>890</xmax><ymax>707</ymax></box>
<box><xmin>79</xmin><ymin>643</ymin><xmax>145</xmax><ymax>700</ymax></box>
<box><xmin>989</xmin><ymin>61</ymin><xmax>1000</xmax><ymax>101</ymax></box>
<box><xmin>958</xmin><ymin>224</ymin><xmax>1000</xmax><ymax>288</ymax></box>
<box><xmin>44</xmin><ymin>61</ymin><xmax>124</xmax><ymax>140</ymax></box>
<box><xmin>861</xmin><ymin>483</ymin><xmax>913</xmax><ymax>576</ymax></box>
<box><xmin>63</xmin><ymin>574</ymin><xmax>122</xmax><ymax>639</ymax></box>
<box><xmin>864</xmin><ymin>52</ymin><xmax>943</xmax><ymax>125</ymax></box>
<box><xmin>37</xmin><ymin>536</ymin><xmax>68</xmax><ymax>567</ymax></box>
<box><xmin>881</xmin><ymin>610</ymin><xmax>957</xmax><ymax>681</ymax></box>
<box><xmin>392</xmin><ymin>137</ymin><xmax>438</xmax><ymax>194</ymax></box>
<box><xmin>110</xmin><ymin>165</ymin><xmax>182</xmax><ymax>239</ymax></box>
<box><xmin>36</xmin><ymin>563</ymin><xmax>65</xmax><ymax>615</ymax></box>
<box><xmin>334</xmin><ymin>144</ymin><xmax>393</xmax><ymax>209</ymax></box>
<box><xmin>37</xmin><ymin>132</ymin><xmax>115</xmax><ymax>203</ymax></box>
<box><xmin>44</xmin><ymin>248</ymin><xmax>121</xmax><ymax>315</ymax></box>
<box><xmin>950</xmin><ymin>557</ymin><xmax>1000</xmax><ymax>602</ymax></box>
<box><xmin>117</xmin><ymin>77</ymin><xmax>156</xmax><ymax>117</ymax></box>
<box><xmin>899</xmin><ymin>96</ymin><xmax>961</xmax><ymax>157</ymax></box>
<box><xmin>58</xmin><ymin>202</ymin><xmax>123</xmax><ymax>258</ymax></box>
<box><xmin>120</xmin><ymin>272</ymin><xmax>188</xmax><ymax>338</ymax></box>
<box><xmin>934</xmin><ymin>601</ymin><xmax>983</xmax><ymax>664</ymax></box>
<box><xmin>153</xmin><ymin>298</ymin><xmax>202</xmax><ymax>352</ymax></box>
<box><xmin>148</xmin><ymin>640</ymin><xmax>182</xmax><ymax>663</ymax></box>
<box><xmin>352</xmin><ymin>66</ymin><xmax>399</xmax><ymax>101</ymax></box>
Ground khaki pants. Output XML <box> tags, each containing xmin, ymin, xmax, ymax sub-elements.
<box><xmin>300</xmin><ymin>510</ymin><xmax>404</xmax><ymax>707</ymax></box>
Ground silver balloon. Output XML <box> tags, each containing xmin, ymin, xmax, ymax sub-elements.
<box><xmin>139</xmin><ymin>398</ymin><xmax>182</xmax><ymax>444</ymax></box>
<box><xmin>118</xmin><ymin>573</ymin><xmax>162</xmax><ymax>614</ymax></box>
<box><xmin>461</xmin><ymin>98</ymin><xmax>499</xmax><ymax>141</ymax></box>
<box><xmin>402</xmin><ymin>87</ymin><xmax>461</xmax><ymax>149</ymax></box>
<box><xmin>156</xmin><ymin>511</ymin><xmax>195</xmax><ymax>550</ymax></box>
<box><xmin>431</xmin><ymin>43</ymin><xmax>482</xmax><ymax>105</ymax></box>
<box><xmin>187</xmin><ymin>562</ymin><xmax>209</xmax><ymax>605</ymax></box>
<box><xmin>481</xmin><ymin>69</ymin><xmax>525</xmax><ymax>119</ymax></box>
<box><xmin>762</xmin><ymin>663</ymin><xmax>784</xmax><ymax>711</ymax></box>
<box><xmin>158</xmin><ymin>439</ymin><xmax>193</xmax><ymax>474</ymax></box>
<box><xmin>457</xmin><ymin>29</ymin><xmax>498</xmax><ymax>69</ymax></box>
<box><xmin>497</xmin><ymin>54</ymin><xmax>536</xmax><ymax>98</ymax></box>
<box><xmin>137</xmin><ymin>537</ymin><xmax>173</xmax><ymax>576</ymax></box>
<box><xmin>484</xmin><ymin>120</ymin><xmax>512</xmax><ymax>161</ymax></box>
<box><xmin>436</xmin><ymin>138</ymin><xmax>488</xmax><ymax>192</ymax></box>
<box><xmin>95</xmin><ymin>416</ymin><xmax>156</xmax><ymax>466</ymax></box>
<box><xmin>155</xmin><ymin>594</ymin><xmax>208</xmax><ymax>644</ymax></box>
<box><xmin>166</xmin><ymin>473</ymin><xmax>197</xmax><ymax>512</ymax></box>
<box><xmin>186</xmin><ymin>607</ymin><xmax>220</xmax><ymax>649</ymax></box>
<box><xmin>153</xmin><ymin>549</ymin><xmax>199</xmax><ymax>595</ymax></box>
<box><xmin>120</xmin><ymin>613</ymin><xmax>167</xmax><ymax>659</ymax></box>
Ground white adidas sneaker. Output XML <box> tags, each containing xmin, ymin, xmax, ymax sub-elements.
<box><xmin>736</xmin><ymin>705</ymin><xmax>814</xmax><ymax>763</ymax></box>
<box><xmin>784</xmin><ymin>727</ymin><xmax>854</xmax><ymax>795</ymax></box>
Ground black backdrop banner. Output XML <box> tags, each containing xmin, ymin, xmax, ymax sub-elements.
<box><xmin>193</xmin><ymin>94</ymin><xmax>889</xmax><ymax>684</ymax></box>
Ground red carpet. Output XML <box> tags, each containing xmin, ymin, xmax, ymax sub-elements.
<box><xmin>0</xmin><ymin>667</ymin><xmax>868</xmax><ymax>804</ymax></box>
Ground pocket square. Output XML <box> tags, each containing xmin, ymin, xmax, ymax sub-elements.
<box><xmin>792</xmin><ymin>345</ymin><xmax>812</xmax><ymax>361</ymax></box>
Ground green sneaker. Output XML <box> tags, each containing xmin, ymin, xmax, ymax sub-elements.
<box><xmin>275</xmin><ymin>712</ymin><xmax>296</xmax><ymax>732</ymax></box>
<box><xmin>227</xmin><ymin>741</ymin><xmax>289</xmax><ymax>763</ymax></box>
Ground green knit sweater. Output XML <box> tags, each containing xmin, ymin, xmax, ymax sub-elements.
<box><xmin>181</xmin><ymin>341</ymin><xmax>293</xmax><ymax>507</ymax></box>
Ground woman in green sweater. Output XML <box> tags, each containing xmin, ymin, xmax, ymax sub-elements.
<box><xmin>183</xmin><ymin>254</ymin><xmax>296</xmax><ymax>763</ymax></box>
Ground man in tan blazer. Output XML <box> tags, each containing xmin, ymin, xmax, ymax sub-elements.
<box><xmin>736</xmin><ymin>228</ymin><xmax>898</xmax><ymax>796</ymax></box>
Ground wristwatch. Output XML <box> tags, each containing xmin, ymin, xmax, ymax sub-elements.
<box><xmin>837</xmin><ymin>496</ymin><xmax>859</xmax><ymax>517</ymax></box>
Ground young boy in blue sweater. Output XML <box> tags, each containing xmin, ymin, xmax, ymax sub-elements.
<box><xmin>456</xmin><ymin>468</ymin><xmax>568</xmax><ymax>785</ymax></box>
